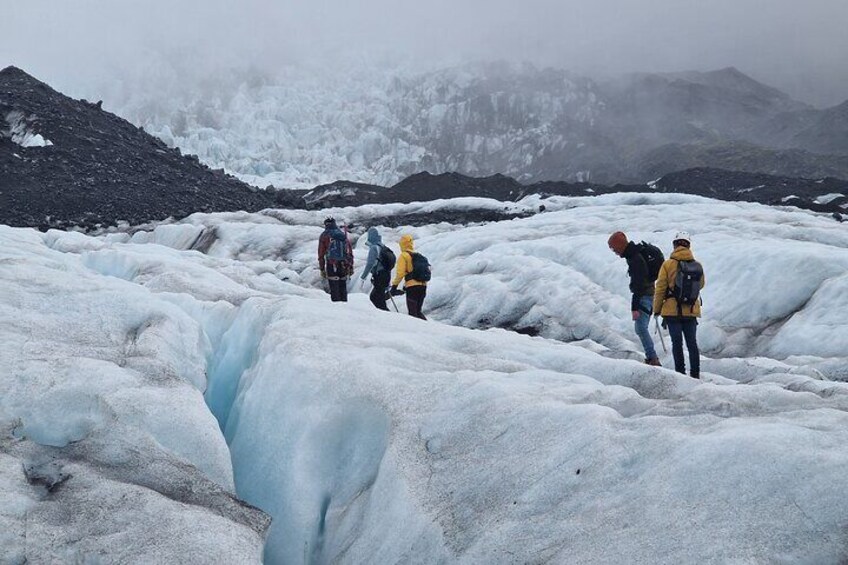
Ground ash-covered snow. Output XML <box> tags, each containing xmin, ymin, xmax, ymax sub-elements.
<box><xmin>3</xmin><ymin>192</ymin><xmax>848</xmax><ymax>563</ymax></box>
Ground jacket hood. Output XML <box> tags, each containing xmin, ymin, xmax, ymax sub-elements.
<box><xmin>622</xmin><ymin>240</ymin><xmax>640</xmax><ymax>258</ymax></box>
<box><xmin>670</xmin><ymin>246</ymin><xmax>694</xmax><ymax>261</ymax></box>
<box><xmin>399</xmin><ymin>234</ymin><xmax>414</xmax><ymax>253</ymax></box>
<box><xmin>366</xmin><ymin>227</ymin><xmax>381</xmax><ymax>245</ymax></box>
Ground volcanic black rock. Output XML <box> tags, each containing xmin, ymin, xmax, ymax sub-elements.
<box><xmin>0</xmin><ymin>66</ymin><xmax>275</xmax><ymax>230</ymax></box>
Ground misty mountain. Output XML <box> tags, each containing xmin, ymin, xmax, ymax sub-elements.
<box><xmin>787</xmin><ymin>99</ymin><xmax>848</xmax><ymax>154</ymax></box>
<box><xmin>3</xmin><ymin>67</ymin><xmax>846</xmax><ymax>230</ymax></box>
<box><xmin>0</xmin><ymin>66</ymin><xmax>276</xmax><ymax>230</ymax></box>
<box><xmin>111</xmin><ymin>62</ymin><xmax>848</xmax><ymax>188</ymax></box>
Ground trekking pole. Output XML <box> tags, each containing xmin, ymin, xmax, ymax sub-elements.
<box><xmin>654</xmin><ymin>316</ymin><xmax>668</xmax><ymax>354</ymax></box>
<box><xmin>388</xmin><ymin>293</ymin><xmax>400</xmax><ymax>312</ymax></box>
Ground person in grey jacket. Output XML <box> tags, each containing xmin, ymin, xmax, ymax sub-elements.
<box><xmin>360</xmin><ymin>227</ymin><xmax>393</xmax><ymax>311</ymax></box>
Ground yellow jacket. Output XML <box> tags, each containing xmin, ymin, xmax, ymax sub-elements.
<box><xmin>653</xmin><ymin>247</ymin><xmax>705</xmax><ymax>318</ymax></box>
<box><xmin>392</xmin><ymin>234</ymin><xmax>427</xmax><ymax>288</ymax></box>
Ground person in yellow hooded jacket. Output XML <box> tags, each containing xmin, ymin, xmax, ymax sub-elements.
<box><xmin>391</xmin><ymin>234</ymin><xmax>428</xmax><ymax>320</ymax></box>
<box><xmin>653</xmin><ymin>231</ymin><xmax>705</xmax><ymax>379</ymax></box>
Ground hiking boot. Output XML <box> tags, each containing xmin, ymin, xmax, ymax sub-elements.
<box><xmin>645</xmin><ymin>358</ymin><xmax>662</xmax><ymax>367</ymax></box>
<box><xmin>690</xmin><ymin>373</ymin><xmax>700</xmax><ymax>379</ymax></box>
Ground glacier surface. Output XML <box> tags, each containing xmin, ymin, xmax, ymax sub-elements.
<box><xmin>3</xmin><ymin>192</ymin><xmax>848</xmax><ymax>563</ymax></box>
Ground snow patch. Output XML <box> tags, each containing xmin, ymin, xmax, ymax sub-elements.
<box><xmin>3</xmin><ymin>111</ymin><xmax>54</xmax><ymax>148</ymax></box>
<box><xmin>814</xmin><ymin>193</ymin><xmax>845</xmax><ymax>205</ymax></box>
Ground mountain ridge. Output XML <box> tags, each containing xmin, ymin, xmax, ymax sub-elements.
<box><xmin>0</xmin><ymin>65</ymin><xmax>277</xmax><ymax>230</ymax></box>
<box><xmin>2</xmin><ymin>66</ymin><xmax>847</xmax><ymax>229</ymax></box>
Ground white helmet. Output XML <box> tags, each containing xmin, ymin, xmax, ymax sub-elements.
<box><xmin>673</xmin><ymin>231</ymin><xmax>691</xmax><ymax>244</ymax></box>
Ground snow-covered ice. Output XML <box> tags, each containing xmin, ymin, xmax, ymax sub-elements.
<box><xmin>3</xmin><ymin>192</ymin><xmax>848</xmax><ymax>563</ymax></box>
<box><xmin>814</xmin><ymin>193</ymin><xmax>846</xmax><ymax>205</ymax></box>
<box><xmin>0</xmin><ymin>228</ymin><xmax>268</xmax><ymax>563</ymax></box>
<box><xmin>97</xmin><ymin>63</ymin><xmax>602</xmax><ymax>188</ymax></box>
<box><xmin>3</xmin><ymin>110</ymin><xmax>54</xmax><ymax>148</ymax></box>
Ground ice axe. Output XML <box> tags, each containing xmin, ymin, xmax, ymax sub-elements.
<box><xmin>654</xmin><ymin>316</ymin><xmax>668</xmax><ymax>354</ymax></box>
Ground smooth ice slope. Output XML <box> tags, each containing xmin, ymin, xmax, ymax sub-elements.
<box><xmin>4</xmin><ymin>192</ymin><xmax>848</xmax><ymax>563</ymax></box>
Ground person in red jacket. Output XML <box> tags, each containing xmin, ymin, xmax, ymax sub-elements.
<box><xmin>317</xmin><ymin>217</ymin><xmax>354</xmax><ymax>302</ymax></box>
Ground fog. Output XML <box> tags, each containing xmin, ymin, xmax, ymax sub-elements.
<box><xmin>3</xmin><ymin>0</ymin><xmax>848</xmax><ymax>107</ymax></box>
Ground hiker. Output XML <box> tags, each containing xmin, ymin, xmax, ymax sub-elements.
<box><xmin>359</xmin><ymin>227</ymin><xmax>395</xmax><ymax>311</ymax></box>
<box><xmin>608</xmin><ymin>231</ymin><xmax>662</xmax><ymax>366</ymax></box>
<box><xmin>391</xmin><ymin>234</ymin><xmax>431</xmax><ymax>320</ymax></box>
<box><xmin>318</xmin><ymin>217</ymin><xmax>354</xmax><ymax>302</ymax></box>
<box><xmin>653</xmin><ymin>231</ymin><xmax>705</xmax><ymax>379</ymax></box>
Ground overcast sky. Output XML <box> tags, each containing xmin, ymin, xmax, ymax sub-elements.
<box><xmin>3</xmin><ymin>0</ymin><xmax>848</xmax><ymax>107</ymax></box>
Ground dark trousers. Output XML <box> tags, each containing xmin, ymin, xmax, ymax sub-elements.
<box><xmin>369</xmin><ymin>271</ymin><xmax>390</xmax><ymax>311</ymax></box>
<box><xmin>405</xmin><ymin>285</ymin><xmax>427</xmax><ymax>320</ymax></box>
<box><xmin>326</xmin><ymin>263</ymin><xmax>348</xmax><ymax>302</ymax></box>
<box><xmin>665</xmin><ymin>317</ymin><xmax>700</xmax><ymax>378</ymax></box>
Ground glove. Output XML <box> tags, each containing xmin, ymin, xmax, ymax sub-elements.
<box><xmin>631</xmin><ymin>310</ymin><xmax>640</xmax><ymax>321</ymax></box>
<box><xmin>320</xmin><ymin>269</ymin><xmax>326</xmax><ymax>279</ymax></box>
<box><xmin>390</xmin><ymin>285</ymin><xmax>405</xmax><ymax>296</ymax></box>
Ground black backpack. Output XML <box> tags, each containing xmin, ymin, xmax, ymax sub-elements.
<box><xmin>373</xmin><ymin>244</ymin><xmax>396</xmax><ymax>275</ymax></box>
<box><xmin>405</xmin><ymin>252</ymin><xmax>432</xmax><ymax>282</ymax></box>
<box><xmin>637</xmin><ymin>241</ymin><xmax>665</xmax><ymax>281</ymax></box>
<box><xmin>672</xmin><ymin>259</ymin><xmax>704</xmax><ymax>310</ymax></box>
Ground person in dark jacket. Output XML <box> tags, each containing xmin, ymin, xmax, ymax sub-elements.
<box><xmin>317</xmin><ymin>217</ymin><xmax>353</xmax><ymax>302</ymax></box>
<box><xmin>608</xmin><ymin>231</ymin><xmax>660</xmax><ymax>366</ymax></box>
<box><xmin>359</xmin><ymin>227</ymin><xmax>392</xmax><ymax>311</ymax></box>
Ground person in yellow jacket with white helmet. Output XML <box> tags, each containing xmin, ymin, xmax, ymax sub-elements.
<box><xmin>653</xmin><ymin>231</ymin><xmax>705</xmax><ymax>379</ymax></box>
<box><xmin>390</xmin><ymin>234</ymin><xmax>430</xmax><ymax>320</ymax></box>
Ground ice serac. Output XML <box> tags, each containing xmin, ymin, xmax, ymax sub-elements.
<box><xmin>0</xmin><ymin>227</ymin><xmax>269</xmax><ymax>563</ymax></box>
<box><xmin>100</xmin><ymin>62</ymin><xmax>848</xmax><ymax>188</ymax></box>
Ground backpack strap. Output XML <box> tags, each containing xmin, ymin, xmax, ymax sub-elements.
<box><xmin>663</xmin><ymin>259</ymin><xmax>685</xmax><ymax>317</ymax></box>
<box><xmin>664</xmin><ymin>259</ymin><xmax>679</xmax><ymax>299</ymax></box>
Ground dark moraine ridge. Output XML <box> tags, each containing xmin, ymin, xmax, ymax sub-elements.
<box><xmin>0</xmin><ymin>66</ymin><xmax>279</xmax><ymax>230</ymax></box>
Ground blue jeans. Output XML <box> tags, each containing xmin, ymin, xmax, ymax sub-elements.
<box><xmin>665</xmin><ymin>317</ymin><xmax>700</xmax><ymax>377</ymax></box>
<box><xmin>634</xmin><ymin>295</ymin><xmax>657</xmax><ymax>360</ymax></box>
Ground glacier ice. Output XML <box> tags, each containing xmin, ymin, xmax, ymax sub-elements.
<box><xmin>3</xmin><ymin>192</ymin><xmax>848</xmax><ymax>563</ymax></box>
<box><xmin>0</xmin><ymin>227</ymin><xmax>268</xmax><ymax>563</ymax></box>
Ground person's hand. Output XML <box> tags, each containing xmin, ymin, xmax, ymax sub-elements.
<box><xmin>390</xmin><ymin>285</ymin><xmax>405</xmax><ymax>296</ymax></box>
<box><xmin>631</xmin><ymin>310</ymin><xmax>640</xmax><ymax>321</ymax></box>
<box><xmin>320</xmin><ymin>269</ymin><xmax>326</xmax><ymax>279</ymax></box>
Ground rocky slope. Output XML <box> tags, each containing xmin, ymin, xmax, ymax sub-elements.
<box><xmin>292</xmin><ymin>169</ymin><xmax>848</xmax><ymax>222</ymax></box>
<box><xmin>0</xmin><ymin>66</ymin><xmax>276</xmax><ymax>230</ymax></box>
